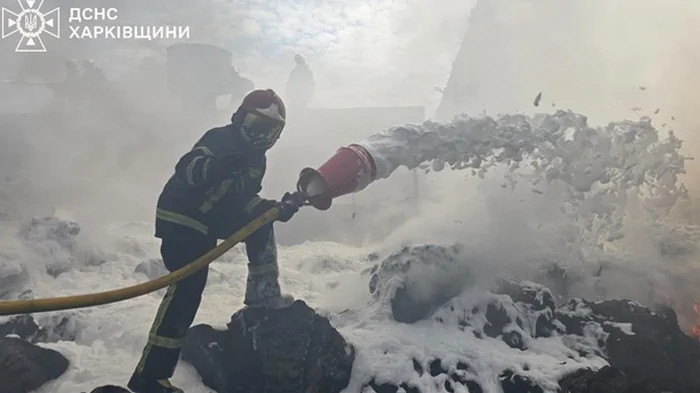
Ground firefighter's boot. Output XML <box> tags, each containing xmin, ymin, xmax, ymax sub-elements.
<box><xmin>127</xmin><ymin>374</ymin><xmax>184</xmax><ymax>393</ymax></box>
<box><xmin>243</xmin><ymin>262</ymin><xmax>294</xmax><ymax>309</ymax></box>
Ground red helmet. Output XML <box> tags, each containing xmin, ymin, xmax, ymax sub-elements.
<box><xmin>233</xmin><ymin>89</ymin><xmax>287</xmax><ymax>149</ymax></box>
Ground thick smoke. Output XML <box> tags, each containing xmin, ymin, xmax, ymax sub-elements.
<box><xmin>0</xmin><ymin>0</ymin><xmax>277</xmax><ymax>229</ymax></box>
<box><xmin>2</xmin><ymin>0</ymin><xmax>700</xmax><ymax>326</ymax></box>
<box><xmin>344</xmin><ymin>0</ymin><xmax>700</xmax><ymax>328</ymax></box>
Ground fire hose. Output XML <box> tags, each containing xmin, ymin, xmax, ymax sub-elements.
<box><xmin>0</xmin><ymin>205</ymin><xmax>284</xmax><ymax>316</ymax></box>
<box><xmin>0</xmin><ymin>143</ymin><xmax>380</xmax><ymax>317</ymax></box>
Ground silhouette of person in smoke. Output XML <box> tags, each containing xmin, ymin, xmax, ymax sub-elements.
<box><xmin>285</xmin><ymin>53</ymin><xmax>315</xmax><ymax>109</ymax></box>
<box><xmin>56</xmin><ymin>60</ymin><xmax>81</xmax><ymax>112</ymax></box>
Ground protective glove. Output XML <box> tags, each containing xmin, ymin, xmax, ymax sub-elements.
<box><xmin>208</xmin><ymin>154</ymin><xmax>247</xmax><ymax>184</ymax></box>
<box><xmin>246</xmin><ymin>193</ymin><xmax>301</xmax><ymax>223</ymax></box>
<box><xmin>276</xmin><ymin>192</ymin><xmax>303</xmax><ymax>223</ymax></box>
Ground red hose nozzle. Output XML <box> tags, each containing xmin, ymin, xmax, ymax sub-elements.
<box><xmin>296</xmin><ymin>144</ymin><xmax>378</xmax><ymax>210</ymax></box>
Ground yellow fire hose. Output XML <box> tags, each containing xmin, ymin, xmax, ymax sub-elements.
<box><xmin>0</xmin><ymin>206</ymin><xmax>282</xmax><ymax>317</ymax></box>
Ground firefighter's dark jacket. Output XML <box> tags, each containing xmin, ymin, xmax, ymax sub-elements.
<box><xmin>155</xmin><ymin>124</ymin><xmax>269</xmax><ymax>240</ymax></box>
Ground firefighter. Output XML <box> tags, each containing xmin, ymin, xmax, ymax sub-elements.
<box><xmin>55</xmin><ymin>60</ymin><xmax>81</xmax><ymax>112</ymax></box>
<box><xmin>285</xmin><ymin>53</ymin><xmax>315</xmax><ymax>109</ymax></box>
<box><xmin>127</xmin><ymin>89</ymin><xmax>301</xmax><ymax>393</ymax></box>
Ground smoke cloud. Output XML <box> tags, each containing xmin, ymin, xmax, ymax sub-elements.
<box><xmin>1</xmin><ymin>0</ymin><xmax>700</xmax><ymax>323</ymax></box>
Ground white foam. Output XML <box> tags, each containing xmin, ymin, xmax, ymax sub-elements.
<box><xmin>359</xmin><ymin>110</ymin><xmax>690</xmax><ymax>248</ymax></box>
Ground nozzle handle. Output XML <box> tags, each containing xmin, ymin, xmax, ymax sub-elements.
<box><xmin>285</xmin><ymin>190</ymin><xmax>309</xmax><ymax>209</ymax></box>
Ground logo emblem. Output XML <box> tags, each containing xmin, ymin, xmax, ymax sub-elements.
<box><xmin>2</xmin><ymin>0</ymin><xmax>60</xmax><ymax>52</ymax></box>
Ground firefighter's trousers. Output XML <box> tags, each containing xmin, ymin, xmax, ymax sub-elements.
<box><xmin>133</xmin><ymin>223</ymin><xmax>277</xmax><ymax>380</ymax></box>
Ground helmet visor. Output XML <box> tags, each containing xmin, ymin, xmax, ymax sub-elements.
<box><xmin>241</xmin><ymin>111</ymin><xmax>284</xmax><ymax>148</ymax></box>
